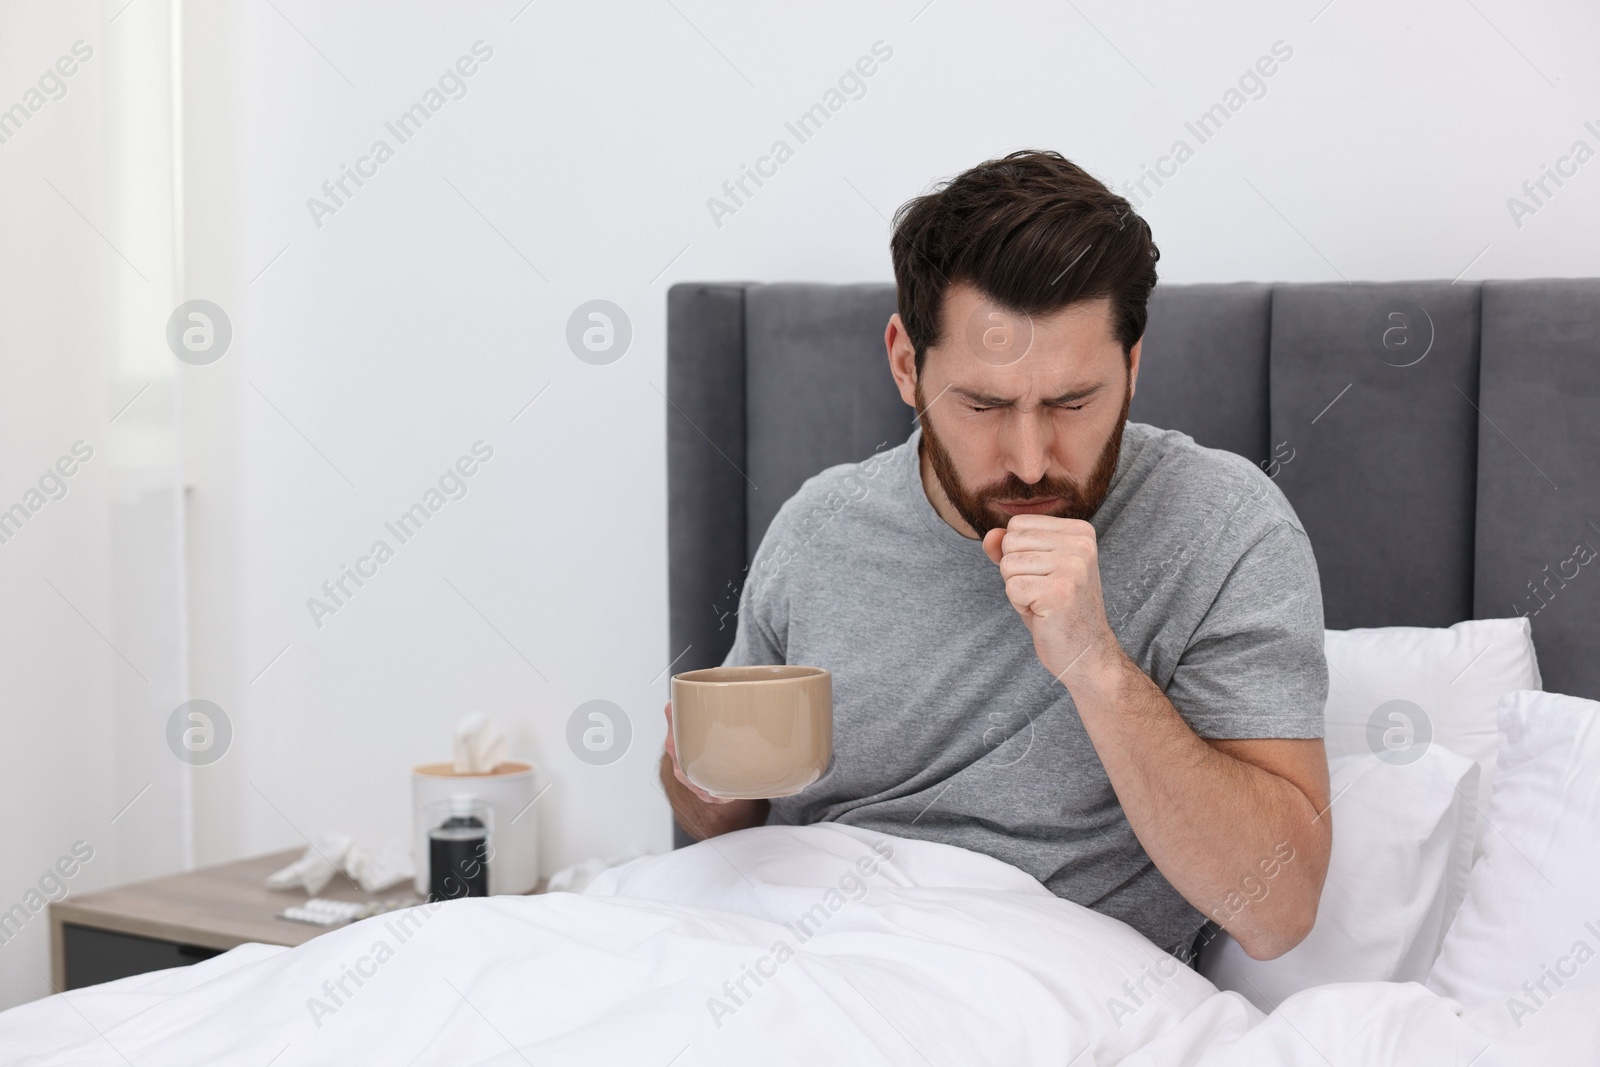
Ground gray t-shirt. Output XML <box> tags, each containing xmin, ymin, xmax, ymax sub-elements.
<box><xmin>723</xmin><ymin>420</ymin><xmax>1327</xmax><ymax>955</ymax></box>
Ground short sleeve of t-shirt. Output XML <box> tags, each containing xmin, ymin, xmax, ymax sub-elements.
<box><xmin>1163</xmin><ymin>521</ymin><xmax>1328</xmax><ymax>740</ymax></box>
<box><xmin>719</xmin><ymin>509</ymin><xmax>792</xmax><ymax>669</ymax></box>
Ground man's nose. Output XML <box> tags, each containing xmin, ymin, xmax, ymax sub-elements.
<box><xmin>1001</xmin><ymin>411</ymin><xmax>1052</xmax><ymax>485</ymax></box>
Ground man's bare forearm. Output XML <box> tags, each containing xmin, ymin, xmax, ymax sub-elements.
<box><xmin>1066</xmin><ymin>643</ymin><xmax>1332</xmax><ymax>960</ymax></box>
<box><xmin>658</xmin><ymin>753</ymin><xmax>769</xmax><ymax>839</ymax></box>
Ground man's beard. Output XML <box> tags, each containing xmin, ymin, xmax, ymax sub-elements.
<box><xmin>917</xmin><ymin>381</ymin><xmax>1131</xmax><ymax>538</ymax></box>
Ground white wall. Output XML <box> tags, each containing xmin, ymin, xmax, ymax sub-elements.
<box><xmin>2</xmin><ymin>0</ymin><xmax>1597</xmax><ymax>1009</ymax></box>
<box><xmin>179</xmin><ymin>0</ymin><xmax>1600</xmax><ymax>870</ymax></box>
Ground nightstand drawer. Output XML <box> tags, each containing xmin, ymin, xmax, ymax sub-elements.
<box><xmin>62</xmin><ymin>923</ymin><xmax>224</xmax><ymax>990</ymax></box>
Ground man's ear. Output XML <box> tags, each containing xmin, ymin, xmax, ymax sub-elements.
<box><xmin>1127</xmin><ymin>336</ymin><xmax>1144</xmax><ymax>399</ymax></box>
<box><xmin>886</xmin><ymin>314</ymin><xmax>920</xmax><ymax>410</ymax></box>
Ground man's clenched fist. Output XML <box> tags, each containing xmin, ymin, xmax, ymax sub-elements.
<box><xmin>982</xmin><ymin>515</ymin><xmax>1119</xmax><ymax>684</ymax></box>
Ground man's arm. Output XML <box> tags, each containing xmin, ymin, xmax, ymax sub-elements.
<box><xmin>1064</xmin><ymin>652</ymin><xmax>1330</xmax><ymax>959</ymax></box>
<box><xmin>659</xmin><ymin>702</ymin><xmax>769</xmax><ymax>840</ymax></box>
<box><xmin>985</xmin><ymin>517</ymin><xmax>1331</xmax><ymax>960</ymax></box>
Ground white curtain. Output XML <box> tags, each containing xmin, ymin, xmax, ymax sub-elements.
<box><xmin>0</xmin><ymin>0</ymin><xmax>188</xmax><ymax>1008</ymax></box>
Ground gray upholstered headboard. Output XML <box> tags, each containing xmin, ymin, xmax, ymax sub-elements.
<box><xmin>666</xmin><ymin>279</ymin><xmax>1600</xmax><ymax>702</ymax></box>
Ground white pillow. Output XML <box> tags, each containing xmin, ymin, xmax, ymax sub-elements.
<box><xmin>1200</xmin><ymin>746</ymin><xmax>1477</xmax><ymax>1011</ymax></box>
<box><xmin>1323</xmin><ymin>617</ymin><xmax>1542</xmax><ymax>855</ymax></box>
<box><xmin>1428</xmin><ymin>690</ymin><xmax>1600</xmax><ymax>1041</ymax></box>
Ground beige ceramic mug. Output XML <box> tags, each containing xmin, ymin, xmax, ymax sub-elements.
<box><xmin>670</xmin><ymin>665</ymin><xmax>832</xmax><ymax>799</ymax></box>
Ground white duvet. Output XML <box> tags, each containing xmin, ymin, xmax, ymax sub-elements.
<box><xmin>0</xmin><ymin>825</ymin><xmax>1538</xmax><ymax>1065</ymax></box>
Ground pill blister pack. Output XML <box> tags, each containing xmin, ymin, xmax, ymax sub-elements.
<box><xmin>276</xmin><ymin>898</ymin><xmax>368</xmax><ymax>927</ymax></box>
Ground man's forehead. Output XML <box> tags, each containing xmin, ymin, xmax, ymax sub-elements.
<box><xmin>925</xmin><ymin>287</ymin><xmax>1122</xmax><ymax>392</ymax></box>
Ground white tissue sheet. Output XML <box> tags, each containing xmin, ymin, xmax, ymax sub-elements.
<box><xmin>452</xmin><ymin>712</ymin><xmax>506</xmax><ymax>775</ymax></box>
<box><xmin>0</xmin><ymin>825</ymin><xmax>1531</xmax><ymax>1066</ymax></box>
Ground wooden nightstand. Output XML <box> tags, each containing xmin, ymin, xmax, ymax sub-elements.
<box><xmin>48</xmin><ymin>850</ymin><xmax>425</xmax><ymax>991</ymax></box>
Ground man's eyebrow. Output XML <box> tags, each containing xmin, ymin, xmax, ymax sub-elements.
<box><xmin>950</xmin><ymin>383</ymin><xmax>1105</xmax><ymax>407</ymax></box>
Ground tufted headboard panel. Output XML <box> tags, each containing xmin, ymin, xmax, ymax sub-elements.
<box><xmin>667</xmin><ymin>279</ymin><xmax>1600</xmax><ymax>701</ymax></box>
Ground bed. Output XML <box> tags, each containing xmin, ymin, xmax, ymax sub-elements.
<box><xmin>0</xmin><ymin>822</ymin><xmax>1553</xmax><ymax>1065</ymax></box>
<box><xmin>4</xmin><ymin>278</ymin><xmax>1597</xmax><ymax>1064</ymax></box>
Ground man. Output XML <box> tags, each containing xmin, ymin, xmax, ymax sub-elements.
<box><xmin>661</xmin><ymin>150</ymin><xmax>1331</xmax><ymax>962</ymax></box>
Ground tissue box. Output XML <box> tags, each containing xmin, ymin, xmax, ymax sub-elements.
<box><xmin>411</xmin><ymin>761</ymin><xmax>539</xmax><ymax>896</ymax></box>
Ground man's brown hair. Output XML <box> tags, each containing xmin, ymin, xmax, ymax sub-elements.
<box><xmin>890</xmin><ymin>149</ymin><xmax>1160</xmax><ymax>373</ymax></box>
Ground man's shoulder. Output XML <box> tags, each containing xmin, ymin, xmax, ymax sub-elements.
<box><xmin>763</xmin><ymin>438</ymin><xmax>912</xmax><ymax>544</ymax></box>
<box><xmin>1118</xmin><ymin>422</ymin><xmax>1305</xmax><ymax>543</ymax></box>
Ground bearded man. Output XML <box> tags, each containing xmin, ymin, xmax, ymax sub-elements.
<box><xmin>661</xmin><ymin>150</ymin><xmax>1332</xmax><ymax>963</ymax></box>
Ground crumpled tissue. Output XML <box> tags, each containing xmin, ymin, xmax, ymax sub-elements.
<box><xmin>266</xmin><ymin>833</ymin><xmax>414</xmax><ymax>895</ymax></box>
<box><xmin>453</xmin><ymin>711</ymin><xmax>507</xmax><ymax>774</ymax></box>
